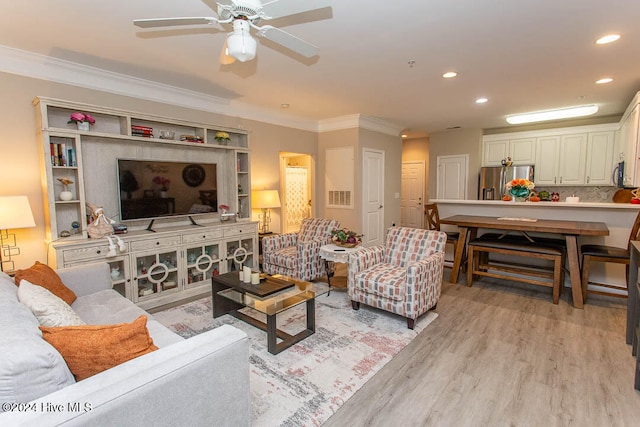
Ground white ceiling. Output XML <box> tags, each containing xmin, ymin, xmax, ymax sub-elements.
<box><xmin>1</xmin><ymin>0</ymin><xmax>639</xmax><ymax>136</ymax></box>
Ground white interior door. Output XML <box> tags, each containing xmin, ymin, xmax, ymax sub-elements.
<box><xmin>362</xmin><ymin>148</ymin><xmax>385</xmax><ymax>247</ymax></box>
<box><xmin>437</xmin><ymin>154</ymin><xmax>468</xmax><ymax>200</ymax></box>
<box><xmin>401</xmin><ymin>161</ymin><xmax>425</xmax><ymax>228</ymax></box>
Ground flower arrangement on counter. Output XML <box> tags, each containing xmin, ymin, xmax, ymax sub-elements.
<box><xmin>152</xmin><ymin>176</ymin><xmax>170</xmax><ymax>191</ymax></box>
<box><xmin>505</xmin><ymin>178</ymin><xmax>535</xmax><ymax>201</ymax></box>
<box><xmin>331</xmin><ymin>228</ymin><xmax>363</xmax><ymax>248</ymax></box>
<box><xmin>505</xmin><ymin>178</ymin><xmax>535</xmax><ymax>191</ymax></box>
<box><xmin>214</xmin><ymin>131</ymin><xmax>230</xmax><ymax>144</ymax></box>
<box><xmin>67</xmin><ymin>112</ymin><xmax>96</xmax><ymax>125</ymax></box>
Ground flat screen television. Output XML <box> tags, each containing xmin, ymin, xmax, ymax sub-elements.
<box><xmin>117</xmin><ymin>159</ymin><xmax>218</xmax><ymax>221</ymax></box>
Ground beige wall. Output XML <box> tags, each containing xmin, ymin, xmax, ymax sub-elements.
<box><xmin>0</xmin><ymin>71</ymin><xmax>317</xmax><ymax>269</ymax></box>
<box><xmin>318</xmin><ymin>127</ymin><xmax>402</xmax><ymax>233</ymax></box>
<box><xmin>317</xmin><ymin>128</ymin><xmax>359</xmax><ymax>229</ymax></box>
<box><xmin>427</xmin><ymin>128</ymin><xmax>483</xmax><ymax>200</ymax></box>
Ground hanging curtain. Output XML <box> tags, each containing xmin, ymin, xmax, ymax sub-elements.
<box><xmin>285</xmin><ymin>166</ymin><xmax>309</xmax><ymax>232</ymax></box>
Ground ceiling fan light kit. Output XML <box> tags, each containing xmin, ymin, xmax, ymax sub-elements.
<box><xmin>227</xmin><ymin>20</ymin><xmax>257</xmax><ymax>62</ymax></box>
<box><xmin>134</xmin><ymin>0</ymin><xmax>331</xmax><ymax>64</ymax></box>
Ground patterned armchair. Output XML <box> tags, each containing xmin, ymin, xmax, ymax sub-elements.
<box><xmin>262</xmin><ymin>218</ymin><xmax>340</xmax><ymax>281</ymax></box>
<box><xmin>347</xmin><ymin>227</ymin><xmax>447</xmax><ymax>329</ymax></box>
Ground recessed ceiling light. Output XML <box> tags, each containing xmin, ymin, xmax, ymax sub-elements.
<box><xmin>596</xmin><ymin>34</ymin><xmax>620</xmax><ymax>44</ymax></box>
<box><xmin>475</xmin><ymin>98</ymin><xmax>488</xmax><ymax>104</ymax></box>
<box><xmin>281</xmin><ymin>103</ymin><xmax>290</xmax><ymax>108</ymax></box>
<box><xmin>401</xmin><ymin>134</ymin><xmax>408</xmax><ymax>138</ymax></box>
<box><xmin>442</xmin><ymin>71</ymin><xmax>458</xmax><ymax>79</ymax></box>
<box><xmin>506</xmin><ymin>104</ymin><xmax>598</xmax><ymax>125</ymax></box>
<box><xmin>596</xmin><ymin>77</ymin><xmax>613</xmax><ymax>84</ymax></box>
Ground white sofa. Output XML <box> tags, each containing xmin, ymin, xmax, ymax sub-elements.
<box><xmin>0</xmin><ymin>262</ymin><xmax>250</xmax><ymax>426</ymax></box>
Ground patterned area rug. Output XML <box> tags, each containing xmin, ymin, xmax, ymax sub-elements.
<box><xmin>154</xmin><ymin>290</ymin><xmax>438</xmax><ymax>426</ymax></box>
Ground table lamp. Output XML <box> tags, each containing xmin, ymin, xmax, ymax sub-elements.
<box><xmin>0</xmin><ymin>196</ymin><xmax>36</xmax><ymax>272</ymax></box>
<box><xmin>252</xmin><ymin>190</ymin><xmax>281</xmax><ymax>234</ymax></box>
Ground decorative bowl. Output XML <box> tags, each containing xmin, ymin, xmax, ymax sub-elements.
<box><xmin>159</xmin><ymin>130</ymin><xmax>175</xmax><ymax>140</ymax></box>
<box><xmin>334</xmin><ymin>242</ymin><xmax>358</xmax><ymax>248</ymax></box>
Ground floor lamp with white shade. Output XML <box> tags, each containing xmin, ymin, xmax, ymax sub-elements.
<box><xmin>0</xmin><ymin>196</ymin><xmax>36</xmax><ymax>272</ymax></box>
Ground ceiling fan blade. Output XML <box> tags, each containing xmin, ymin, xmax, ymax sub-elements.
<box><xmin>256</xmin><ymin>25</ymin><xmax>319</xmax><ymax>58</ymax></box>
<box><xmin>133</xmin><ymin>17</ymin><xmax>218</xmax><ymax>28</ymax></box>
<box><xmin>260</xmin><ymin>0</ymin><xmax>331</xmax><ymax>20</ymax></box>
<box><xmin>219</xmin><ymin>38</ymin><xmax>236</xmax><ymax>65</ymax></box>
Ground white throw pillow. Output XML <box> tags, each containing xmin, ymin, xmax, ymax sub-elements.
<box><xmin>17</xmin><ymin>279</ymin><xmax>86</xmax><ymax>327</ymax></box>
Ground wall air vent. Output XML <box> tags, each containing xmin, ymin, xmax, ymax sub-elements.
<box><xmin>328</xmin><ymin>190</ymin><xmax>351</xmax><ymax>207</ymax></box>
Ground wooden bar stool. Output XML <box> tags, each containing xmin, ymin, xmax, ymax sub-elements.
<box><xmin>581</xmin><ymin>211</ymin><xmax>640</xmax><ymax>299</ymax></box>
<box><xmin>425</xmin><ymin>203</ymin><xmax>465</xmax><ymax>273</ymax></box>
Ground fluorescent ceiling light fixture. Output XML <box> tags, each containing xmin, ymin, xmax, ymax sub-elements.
<box><xmin>506</xmin><ymin>104</ymin><xmax>598</xmax><ymax>125</ymax></box>
<box><xmin>596</xmin><ymin>34</ymin><xmax>620</xmax><ymax>44</ymax></box>
<box><xmin>475</xmin><ymin>98</ymin><xmax>488</xmax><ymax>104</ymax></box>
<box><xmin>442</xmin><ymin>71</ymin><xmax>458</xmax><ymax>78</ymax></box>
<box><xmin>596</xmin><ymin>77</ymin><xmax>613</xmax><ymax>84</ymax></box>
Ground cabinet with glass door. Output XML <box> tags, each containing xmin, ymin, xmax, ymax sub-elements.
<box><xmin>184</xmin><ymin>242</ymin><xmax>222</xmax><ymax>288</ymax></box>
<box><xmin>106</xmin><ymin>257</ymin><xmax>131</xmax><ymax>299</ymax></box>
<box><xmin>224</xmin><ymin>237</ymin><xmax>256</xmax><ymax>273</ymax></box>
<box><xmin>132</xmin><ymin>249</ymin><xmax>180</xmax><ymax>302</ymax></box>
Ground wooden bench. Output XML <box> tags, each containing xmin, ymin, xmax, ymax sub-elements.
<box><xmin>467</xmin><ymin>233</ymin><xmax>566</xmax><ymax>304</ymax></box>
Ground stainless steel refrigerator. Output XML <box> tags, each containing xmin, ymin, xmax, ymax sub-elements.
<box><xmin>478</xmin><ymin>165</ymin><xmax>535</xmax><ymax>200</ymax></box>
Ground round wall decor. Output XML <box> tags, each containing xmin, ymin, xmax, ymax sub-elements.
<box><xmin>182</xmin><ymin>164</ymin><xmax>206</xmax><ymax>187</ymax></box>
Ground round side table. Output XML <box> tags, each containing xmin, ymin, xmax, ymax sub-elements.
<box><xmin>319</xmin><ymin>244</ymin><xmax>364</xmax><ymax>291</ymax></box>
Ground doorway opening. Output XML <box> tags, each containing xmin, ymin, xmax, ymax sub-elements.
<box><xmin>279</xmin><ymin>152</ymin><xmax>314</xmax><ymax>233</ymax></box>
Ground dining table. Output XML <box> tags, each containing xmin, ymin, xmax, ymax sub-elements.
<box><xmin>440</xmin><ymin>214</ymin><xmax>609</xmax><ymax>309</ymax></box>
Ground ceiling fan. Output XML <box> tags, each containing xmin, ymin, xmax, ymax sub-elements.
<box><xmin>134</xmin><ymin>0</ymin><xmax>331</xmax><ymax>64</ymax></box>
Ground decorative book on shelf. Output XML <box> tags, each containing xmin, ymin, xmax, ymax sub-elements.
<box><xmin>50</xmin><ymin>143</ymin><xmax>76</xmax><ymax>167</ymax></box>
<box><xmin>132</xmin><ymin>125</ymin><xmax>154</xmax><ymax>138</ymax></box>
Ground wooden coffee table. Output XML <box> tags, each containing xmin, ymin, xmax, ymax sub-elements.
<box><xmin>211</xmin><ymin>271</ymin><xmax>329</xmax><ymax>354</ymax></box>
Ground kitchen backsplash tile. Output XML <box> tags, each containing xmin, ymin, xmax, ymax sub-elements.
<box><xmin>534</xmin><ymin>186</ymin><xmax>619</xmax><ymax>202</ymax></box>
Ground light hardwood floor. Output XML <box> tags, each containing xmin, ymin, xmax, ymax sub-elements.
<box><xmin>324</xmin><ymin>272</ymin><xmax>639</xmax><ymax>427</ymax></box>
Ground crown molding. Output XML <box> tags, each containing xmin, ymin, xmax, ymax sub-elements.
<box><xmin>0</xmin><ymin>45</ymin><xmax>405</xmax><ymax>136</ymax></box>
<box><xmin>318</xmin><ymin>114</ymin><xmax>403</xmax><ymax>136</ymax></box>
<box><xmin>0</xmin><ymin>44</ymin><xmax>319</xmax><ymax>132</ymax></box>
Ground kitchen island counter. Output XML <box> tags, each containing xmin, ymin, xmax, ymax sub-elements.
<box><xmin>433</xmin><ymin>199</ymin><xmax>640</xmax><ymax>209</ymax></box>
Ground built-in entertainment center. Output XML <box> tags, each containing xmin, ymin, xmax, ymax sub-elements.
<box><xmin>34</xmin><ymin>97</ymin><xmax>257</xmax><ymax>309</ymax></box>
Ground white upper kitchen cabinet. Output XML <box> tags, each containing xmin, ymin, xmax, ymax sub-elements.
<box><xmin>534</xmin><ymin>136</ymin><xmax>561</xmax><ymax>185</ymax></box>
<box><xmin>619</xmin><ymin>95</ymin><xmax>639</xmax><ymax>187</ymax></box>
<box><xmin>482</xmin><ymin>137</ymin><xmax>536</xmax><ymax>166</ymax></box>
<box><xmin>558</xmin><ymin>133</ymin><xmax>588</xmax><ymax>185</ymax></box>
<box><xmin>585</xmin><ymin>131</ymin><xmax>615</xmax><ymax>185</ymax></box>
<box><xmin>535</xmin><ymin>134</ymin><xmax>589</xmax><ymax>186</ymax></box>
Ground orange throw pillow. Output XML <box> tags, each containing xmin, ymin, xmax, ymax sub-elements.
<box><xmin>39</xmin><ymin>315</ymin><xmax>158</xmax><ymax>381</ymax></box>
<box><xmin>15</xmin><ymin>261</ymin><xmax>77</xmax><ymax>305</ymax></box>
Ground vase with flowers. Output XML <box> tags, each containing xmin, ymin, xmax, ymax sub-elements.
<box><xmin>331</xmin><ymin>228</ymin><xmax>363</xmax><ymax>248</ymax></box>
<box><xmin>152</xmin><ymin>176</ymin><xmax>170</xmax><ymax>197</ymax></box>
<box><xmin>505</xmin><ymin>178</ymin><xmax>535</xmax><ymax>202</ymax></box>
<box><xmin>214</xmin><ymin>131</ymin><xmax>231</xmax><ymax>146</ymax></box>
<box><xmin>68</xmin><ymin>112</ymin><xmax>96</xmax><ymax>131</ymax></box>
